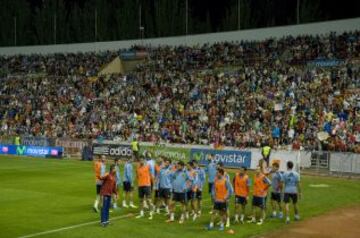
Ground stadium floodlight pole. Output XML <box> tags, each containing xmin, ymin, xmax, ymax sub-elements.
<box><xmin>95</xmin><ymin>8</ymin><xmax>97</xmax><ymax>42</ymax></box>
<box><xmin>296</xmin><ymin>0</ymin><xmax>300</xmax><ymax>24</ymax></box>
<box><xmin>237</xmin><ymin>0</ymin><xmax>241</xmax><ymax>30</ymax></box>
<box><xmin>54</xmin><ymin>13</ymin><xmax>57</xmax><ymax>45</ymax></box>
<box><xmin>185</xmin><ymin>0</ymin><xmax>188</xmax><ymax>35</ymax></box>
<box><xmin>139</xmin><ymin>3</ymin><xmax>144</xmax><ymax>45</ymax></box>
<box><xmin>14</xmin><ymin>16</ymin><xmax>17</xmax><ymax>46</ymax></box>
<box><xmin>139</xmin><ymin>3</ymin><xmax>142</xmax><ymax>36</ymax></box>
<box><xmin>139</xmin><ymin>3</ymin><xmax>141</xmax><ymax>29</ymax></box>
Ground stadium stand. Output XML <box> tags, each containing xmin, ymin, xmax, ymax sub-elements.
<box><xmin>0</xmin><ymin>31</ymin><xmax>359</xmax><ymax>152</ymax></box>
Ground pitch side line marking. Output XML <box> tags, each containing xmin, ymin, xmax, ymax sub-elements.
<box><xmin>18</xmin><ymin>213</ymin><xmax>134</xmax><ymax>238</ymax></box>
<box><xmin>19</xmin><ymin>196</ymin><xmax>215</xmax><ymax>238</ymax></box>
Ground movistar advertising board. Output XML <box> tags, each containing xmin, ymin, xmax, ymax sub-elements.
<box><xmin>190</xmin><ymin>148</ymin><xmax>251</xmax><ymax>168</ymax></box>
<box><xmin>0</xmin><ymin>144</ymin><xmax>63</xmax><ymax>158</ymax></box>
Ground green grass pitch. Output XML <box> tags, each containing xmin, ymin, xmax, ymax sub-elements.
<box><xmin>1</xmin><ymin>155</ymin><xmax>360</xmax><ymax>238</ymax></box>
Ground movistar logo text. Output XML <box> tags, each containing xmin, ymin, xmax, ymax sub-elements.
<box><xmin>16</xmin><ymin>146</ymin><xmax>26</xmax><ymax>155</ymax></box>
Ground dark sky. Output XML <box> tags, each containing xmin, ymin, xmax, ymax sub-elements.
<box><xmin>26</xmin><ymin>0</ymin><xmax>360</xmax><ymax>28</ymax></box>
<box><xmin>190</xmin><ymin>0</ymin><xmax>360</xmax><ymax>28</ymax></box>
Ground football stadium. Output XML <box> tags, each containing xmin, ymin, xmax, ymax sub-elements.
<box><xmin>0</xmin><ymin>1</ymin><xmax>360</xmax><ymax>238</ymax></box>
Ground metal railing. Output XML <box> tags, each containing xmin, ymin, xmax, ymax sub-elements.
<box><xmin>302</xmin><ymin>150</ymin><xmax>360</xmax><ymax>178</ymax></box>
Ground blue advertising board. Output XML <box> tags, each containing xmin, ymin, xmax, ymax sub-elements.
<box><xmin>120</xmin><ymin>51</ymin><xmax>149</xmax><ymax>60</ymax></box>
<box><xmin>120</xmin><ymin>51</ymin><xmax>136</xmax><ymax>60</ymax></box>
<box><xmin>0</xmin><ymin>144</ymin><xmax>63</xmax><ymax>158</ymax></box>
<box><xmin>190</xmin><ymin>148</ymin><xmax>251</xmax><ymax>168</ymax></box>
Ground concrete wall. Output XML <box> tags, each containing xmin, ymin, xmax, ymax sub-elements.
<box><xmin>1</xmin><ymin>18</ymin><xmax>360</xmax><ymax>56</ymax></box>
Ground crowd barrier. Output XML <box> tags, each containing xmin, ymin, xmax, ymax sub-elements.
<box><xmin>330</xmin><ymin>152</ymin><xmax>360</xmax><ymax>174</ymax></box>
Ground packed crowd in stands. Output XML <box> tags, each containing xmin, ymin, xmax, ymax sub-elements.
<box><xmin>0</xmin><ymin>52</ymin><xmax>116</xmax><ymax>76</ymax></box>
<box><xmin>0</xmin><ymin>31</ymin><xmax>359</xmax><ymax>152</ymax></box>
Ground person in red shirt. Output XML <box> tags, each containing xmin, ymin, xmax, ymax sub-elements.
<box><xmin>99</xmin><ymin>164</ymin><xmax>118</xmax><ymax>227</ymax></box>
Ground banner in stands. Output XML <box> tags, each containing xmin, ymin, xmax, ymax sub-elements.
<box><xmin>307</xmin><ymin>59</ymin><xmax>344</xmax><ymax>67</ymax></box>
<box><xmin>120</xmin><ymin>50</ymin><xmax>148</xmax><ymax>60</ymax></box>
<box><xmin>21</xmin><ymin>136</ymin><xmax>53</xmax><ymax>147</ymax></box>
<box><xmin>190</xmin><ymin>148</ymin><xmax>251</xmax><ymax>168</ymax></box>
<box><xmin>140</xmin><ymin>144</ymin><xmax>190</xmax><ymax>161</ymax></box>
<box><xmin>56</xmin><ymin>138</ymin><xmax>87</xmax><ymax>150</ymax></box>
<box><xmin>0</xmin><ymin>144</ymin><xmax>63</xmax><ymax>158</ymax></box>
<box><xmin>92</xmin><ymin>143</ymin><xmax>133</xmax><ymax>158</ymax></box>
<box><xmin>56</xmin><ymin>138</ymin><xmax>88</xmax><ymax>157</ymax></box>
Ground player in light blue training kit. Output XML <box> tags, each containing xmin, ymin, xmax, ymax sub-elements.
<box><xmin>205</xmin><ymin>154</ymin><xmax>218</xmax><ymax>215</ymax></box>
<box><xmin>270</xmin><ymin>162</ymin><xmax>283</xmax><ymax>219</ymax></box>
<box><xmin>122</xmin><ymin>158</ymin><xmax>137</xmax><ymax>208</ymax></box>
<box><xmin>153</xmin><ymin>157</ymin><xmax>163</xmax><ymax>214</ymax></box>
<box><xmin>283</xmin><ymin>161</ymin><xmax>301</xmax><ymax>224</ymax></box>
<box><xmin>93</xmin><ymin>155</ymin><xmax>106</xmax><ymax>212</ymax></box>
<box><xmin>193</xmin><ymin>160</ymin><xmax>206</xmax><ymax>217</ymax></box>
<box><xmin>113</xmin><ymin>158</ymin><xmax>121</xmax><ymax>209</ymax></box>
<box><xmin>158</xmin><ymin>158</ymin><xmax>173</xmax><ymax>215</ymax></box>
<box><xmin>145</xmin><ymin>152</ymin><xmax>156</xmax><ymax>209</ymax></box>
<box><xmin>217</xmin><ymin>162</ymin><xmax>231</xmax><ymax>227</ymax></box>
<box><xmin>168</xmin><ymin>161</ymin><xmax>192</xmax><ymax>224</ymax></box>
<box><xmin>185</xmin><ymin>161</ymin><xmax>198</xmax><ymax>220</ymax></box>
<box><xmin>146</xmin><ymin>152</ymin><xmax>156</xmax><ymax>179</ymax></box>
<box><xmin>208</xmin><ymin>168</ymin><xmax>233</xmax><ymax>231</ymax></box>
<box><xmin>205</xmin><ymin>154</ymin><xmax>217</xmax><ymax>194</ymax></box>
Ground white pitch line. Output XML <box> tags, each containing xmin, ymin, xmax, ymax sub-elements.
<box><xmin>18</xmin><ymin>196</ymin><xmax>215</xmax><ymax>238</ymax></box>
<box><xmin>18</xmin><ymin>213</ymin><xmax>134</xmax><ymax>238</ymax></box>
